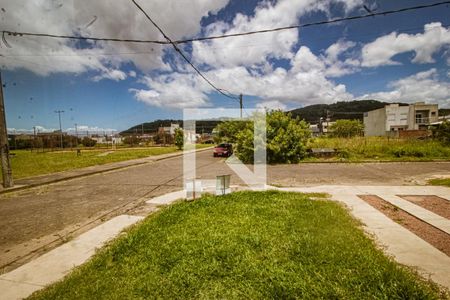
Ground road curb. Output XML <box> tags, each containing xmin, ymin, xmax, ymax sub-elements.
<box><xmin>0</xmin><ymin>147</ymin><xmax>213</xmax><ymax>195</ymax></box>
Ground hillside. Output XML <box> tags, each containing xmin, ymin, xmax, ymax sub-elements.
<box><xmin>120</xmin><ymin>119</ymin><xmax>222</xmax><ymax>135</ymax></box>
<box><xmin>289</xmin><ymin>100</ymin><xmax>392</xmax><ymax>123</ymax></box>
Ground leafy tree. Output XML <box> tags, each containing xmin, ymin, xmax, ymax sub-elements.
<box><xmin>213</xmin><ymin>120</ymin><xmax>250</xmax><ymax>144</ymax></box>
<box><xmin>432</xmin><ymin>120</ymin><xmax>450</xmax><ymax>144</ymax></box>
<box><xmin>123</xmin><ymin>135</ymin><xmax>141</xmax><ymax>146</ymax></box>
<box><xmin>219</xmin><ymin>110</ymin><xmax>311</xmax><ymax>164</ymax></box>
<box><xmin>174</xmin><ymin>128</ymin><xmax>184</xmax><ymax>150</ymax></box>
<box><xmin>329</xmin><ymin>119</ymin><xmax>364</xmax><ymax>138</ymax></box>
<box><xmin>81</xmin><ymin>137</ymin><xmax>97</xmax><ymax>147</ymax></box>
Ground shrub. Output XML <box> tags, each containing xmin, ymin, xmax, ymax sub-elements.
<box><xmin>174</xmin><ymin>128</ymin><xmax>184</xmax><ymax>150</ymax></box>
<box><xmin>432</xmin><ymin>120</ymin><xmax>450</xmax><ymax>144</ymax></box>
<box><xmin>232</xmin><ymin>110</ymin><xmax>311</xmax><ymax>164</ymax></box>
<box><xmin>329</xmin><ymin>119</ymin><xmax>364</xmax><ymax>138</ymax></box>
<box><xmin>81</xmin><ymin>137</ymin><xmax>97</xmax><ymax>147</ymax></box>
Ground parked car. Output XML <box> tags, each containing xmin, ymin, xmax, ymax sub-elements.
<box><xmin>213</xmin><ymin>143</ymin><xmax>233</xmax><ymax>157</ymax></box>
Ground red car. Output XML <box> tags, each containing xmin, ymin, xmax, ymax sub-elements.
<box><xmin>213</xmin><ymin>143</ymin><xmax>233</xmax><ymax>157</ymax></box>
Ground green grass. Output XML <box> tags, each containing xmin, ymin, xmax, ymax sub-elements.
<box><xmin>7</xmin><ymin>144</ymin><xmax>212</xmax><ymax>179</ymax></box>
<box><xmin>9</xmin><ymin>147</ymin><xmax>178</xmax><ymax>179</ymax></box>
<box><xmin>29</xmin><ymin>191</ymin><xmax>443</xmax><ymax>299</ymax></box>
<box><xmin>307</xmin><ymin>137</ymin><xmax>450</xmax><ymax>162</ymax></box>
<box><xmin>428</xmin><ymin>178</ymin><xmax>450</xmax><ymax>187</ymax></box>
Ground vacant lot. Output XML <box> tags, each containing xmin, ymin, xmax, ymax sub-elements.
<box><xmin>30</xmin><ymin>191</ymin><xmax>442</xmax><ymax>299</ymax></box>
<box><xmin>9</xmin><ymin>147</ymin><xmax>178</xmax><ymax>179</ymax></box>
<box><xmin>308</xmin><ymin>137</ymin><xmax>450</xmax><ymax>161</ymax></box>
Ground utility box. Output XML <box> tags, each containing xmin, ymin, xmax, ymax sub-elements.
<box><xmin>216</xmin><ymin>175</ymin><xmax>231</xmax><ymax>196</ymax></box>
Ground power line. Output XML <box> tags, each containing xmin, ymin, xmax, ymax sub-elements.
<box><xmin>1</xmin><ymin>30</ymin><xmax>166</xmax><ymax>45</ymax></box>
<box><xmin>1</xmin><ymin>1</ymin><xmax>449</xmax><ymax>47</ymax></box>
<box><xmin>174</xmin><ymin>1</ymin><xmax>450</xmax><ymax>44</ymax></box>
<box><xmin>2</xmin><ymin>22</ymin><xmax>450</xmax><ymax>58</ymax></box>
<box><xmin>130</xmin><ymin>0</ymin><xmax>239</xmax><ymax>101</ymax></box>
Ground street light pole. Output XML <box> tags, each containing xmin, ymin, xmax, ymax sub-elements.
<box><xmin>54</xmin><ymin>110</ymin><xmax>64</xmax><ymax>149</ymax></box>
<box><xmin>0</xmin><ymin>72</ymin><xmax>13</xmax><ymax>187</ymax></box>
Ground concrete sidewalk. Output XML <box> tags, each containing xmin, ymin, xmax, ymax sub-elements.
<box><xmin>0</xmin><ymin>147</ymin><xmax>212</xmax><ymax>195</ymax></box>
<box><xmin>271</xmin><ymin>185</ymin><xmax>450</xmax><ymax>289</ymax></box>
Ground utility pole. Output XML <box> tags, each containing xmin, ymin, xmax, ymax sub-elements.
<box><xmin>0</xmin><ymin>72</ymin><xmax>13</xmax><ymax>188</ymax></box>
<box><xmin>32</xmin><ymin>126</ymin><xmax>36</xmax><ymax>152</ymax></box>
<box><xmin>239</xmin><ymin>94</ymin><xmax>243</xmax><ymax>119</ymax></box>
<box><xmin>54</xmin><ymin>110</ymin><xmax>64</xmax><ymax>149</ymax></box>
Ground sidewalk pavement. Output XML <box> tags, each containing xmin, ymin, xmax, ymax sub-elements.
<box><xmin>0</xmin><ymin>147</ymin><xmax>212</xmax><ymax>195</ymax></box>
<box><xmin>0</xmin><ymin>185</ymin><xmax>449</xmax><ymax>299</ymax></box>
<box><xmin>271</xmin><ymin>185</ymin><xmax>450</xmax><ymax>290</ymax></box>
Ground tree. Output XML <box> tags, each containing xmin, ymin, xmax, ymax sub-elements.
<box><xmin>432</xmin><ymin>120</ymin><xmax>450</xmax><ymax>144</ymax></box>
<box><xmin>213</xmin><ymin>120</ymin><xmax>250</xmax><ymax>144</ymax></box>
<box><xmin>123</xmin><ymin>135</ymin><xmax>141</xmax><ymax>146</ymax></box>
<box><xmin>81</xmin><ymin>137</ymin><xmax>97</xmax><ymax>147</ymax></box>
<box><xmin>216</xmin><ymin>110</ymin><xmax>311</xmax><ymax>164</ymax></box>
<box><xmin>329</xmin><ymin>119</ymin><xmax>364</xmax><ymax>138</ymax></box>
<box><xmin>174</xmin><ymin>128</ymin><xmax>184</xmax><ymax>150</ymax></box>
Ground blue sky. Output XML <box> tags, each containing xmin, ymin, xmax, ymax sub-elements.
<box><xmin>1</xmin><ymin>0</ymin><xmax>450</xmax><ymax>132</ymax></box>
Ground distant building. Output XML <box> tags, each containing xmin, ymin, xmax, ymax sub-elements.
<box><xmin>364</xmin><ymin>102</ymin><xmax>439</xmax><ymax>136</ymax></box>
<box><xmin>158</xmin><ymin>123</ymin><xmax>180</xmax><ymax>135</ymax></box>
<box><xmin>309</xmin><ymin>120</ymin><xmax>335</xmax><ymax>136</ymax></box>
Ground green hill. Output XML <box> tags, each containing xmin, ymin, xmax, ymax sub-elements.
<box><xmin>289</xmin><ymin>100</ymin><xmax>391</xmax><ymax>123</ymax></box>
<box><xmin>120</xmin><ymin>119</ymin><xmax>222</xmax><ymax>135</ymax></box>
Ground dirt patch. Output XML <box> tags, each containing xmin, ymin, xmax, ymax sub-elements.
<box><xmin>359</xmin><ymin>195</ymin><xmax>450</xmax><ymax>256</ymax></box>
<box><xmin>399</xmin><ymin>195</ymin><xmax>450</xmax><ymax>219</ymax></box>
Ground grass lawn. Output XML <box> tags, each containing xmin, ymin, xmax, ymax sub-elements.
<box><xmin>9</xmin><ymin>147</ymin><xmax>179</xmax><ymax>179</ymax></box>
<box><xmin>7</xmin><ymin>144</ymin><xmax>212</xmax><ymax>179</ymax></box>
<box><xmin>307</xmin><ymin>137</ymin><xmax>450</xmax><ymax>162</ymax></box>
<box><xmin>428</xmin><ymin>178</ymin><xmax>450</xmax><ymax>187</ymax></box>
<box><xmin>30</xmin><ymin>191</ymin><xmax>443</xmax><ymax>299</ymax></box>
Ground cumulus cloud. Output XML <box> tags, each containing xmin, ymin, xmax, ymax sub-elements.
<box><xmin>66</xmin><ymin>125</ymin><xmax>117</xmax><ymax>134</ymax></box>
<box><xmin>131</xmin><ymin>44</ymin><xmax>354</xmax><ymax>109</ymax></box>
<box><xmin>92</xmin><ymin>69</ymin><xmax>127</xmax><ymax>82</ymax></box>
<box><xmin>0</xmin><ymin>0</ymin><xmax>229</xmax><ymax>76</ymax></box>
<box><xmin>256</xmin><ymin>100</ymin><xmax>287</xmax><ymax>111</ymax></box>
<box><xmin>362</xmin><ymin>22</ymin><xmax>450</xmax><ymax>67</ymax></box>
<box><xmin>360</xmin><ymin>69</ymin><xmax>450</xmax><ymax>107</ymax></box>
<box><xmin>130</xmin><ymin>72</ymin><xmax>211</xmax><ymax>108</ymax></box>
<box><xmin>192</xmin><ymin>0</ymin><xmax>362</xmax><ymax>68</ymax></box>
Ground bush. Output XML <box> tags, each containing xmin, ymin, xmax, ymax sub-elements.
<box><xmin>432</xmin><ymin>120</ymin><xmax>450</xmax><ymax>144</ymax></box>
<box><xmin>174</xmin><ymin>128</ymin><xmax>184</xmax><ymax>150</ymax></box>
<box><xmin>329</xmin><ymin>119</ymin><xmax>364</xmax><ymax>138</ymax></box>
<box><xmin>232</xmin><ymin>110</ymin><xmax>311</xmax><ymax>164</ymax></box>
<box><xmin>123</xmin><ymin>135</ymin><xmax>141</xmax><ymax>146</ymax></box>
<box><xmin>81</xmin><ymin>137</ymin><xmax>97</xmax><ymax>147</ymax></box>
<box><xmin>213</xmin><ymin>120</ymin><xmax>250</xmax><ymax>144</ymax></box>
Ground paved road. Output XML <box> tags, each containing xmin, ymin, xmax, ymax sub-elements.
<box><xmin>1</xmin><ymin>150</ymin><xmax>450</xmax><ymax>271</ymax></box>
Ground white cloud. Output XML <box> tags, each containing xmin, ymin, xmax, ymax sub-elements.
<box><xmin>132</xmin><ymin>44</ymin><xmax>354</xmax><ymax>108</ymax></box>
<box><xmin>66</xmin><ymin>125</ymin><xmax>117</xmax><ymax>133</ymax></box>
<box><xmin>361</xmin><ymin>69</ymin><xmax>450</xmax><ymax>107</ymax></box>
<box><xmin>256</xmin><ymin>100</ymin><xmax>287</xmax><ymax>111</ymax></box>
<box><xmin>92</xmin><ymin>69</ymin><xmax>127</xmax><ymax>82</ymax></box>
<box><xmin>7</xmin><ymin>125</ymin><xmax>56</xmax><ymax>134</ymax></box>
<box><xmin>362</xmin><ymin>22</ymin><xmax>450</xmax><ymax>67</ymax></box>
<box><xmin>130</xmin><ymin>73</ymin><xmax>211</xmax><ymax>108</ymax></box>
<box><xmin>0</xmin><ymin>0</ymin><xmax>230</xmax><ymax>76</ymax></box>
<box><xmin>192</xmin><ymin>0</ymin><xmax>362</xmax><ymax>68</ymax></box>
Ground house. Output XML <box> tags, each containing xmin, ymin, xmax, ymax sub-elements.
<box><xmin>364</xmin><ymin>102</ymin><xmax>439</xmax><ymax>137</ymax></box>
<box><xmin>309</xmin><ymin>119</ymin><xmax>335</xmax><ymax>136</ymax></box>
<box><xmin>158</xmin><ymin>123</ymin><xmax>180</xmax><ymax>135</ymax></box>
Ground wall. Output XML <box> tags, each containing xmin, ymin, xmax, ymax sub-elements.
<box><xmin>385</xmin><ymin>105</ymin><xmax>410</xmax><ymax>131</ymax></box>
<box><xmin>364</xmin><ymin>108</ymin><xmax>386</xmax><ymax>136</ymax></box>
